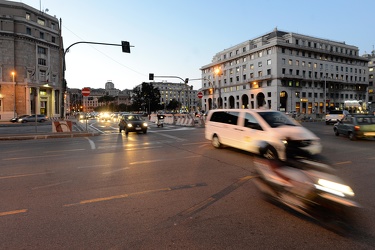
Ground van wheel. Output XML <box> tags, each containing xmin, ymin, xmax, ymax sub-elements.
<box><xmin>263</xmin><ymin>146</ymin><xmax>278</xmax><ymax>160</ymax></box>
<box><xmin>212</xmin><ymin>135</ymin><xmax>221</xmax><ymax>148</ymax></box>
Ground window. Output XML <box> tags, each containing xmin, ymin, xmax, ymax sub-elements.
<box><xmin>37</xmin><ymin>18</ymin><xmax>45</xmax><ymax>26</ymax></box>
<box><xmin>288</xmin><ymin>59</ymin><xmax>292</xmax><ymax>65</ymax></box>
<box><xmin>26</xmin><ymin>27</ymin><xmax>31</xmax><ymax>35</ymax></box>
<box><xmin>210</xmin><ymin>111</ymin><xmax>239</xmax><ymax>125</ymax></box>
<box><xmin>267</xmin><ymin>59</ymin><xmax>271</xmax><ymax>65</ymax></box>
<box><xmin>267</xmin><ymin>69</ymin><xmax>271</xmax><ymax>75</ymax></box>
<box><xmin>40</xmin><ymin>32</ymin><xmax>44</xmax><ymax>39</ymax></box>
<box><xmin>250</xmin><ymin>64</ymin><xmax>254</xmax><ymax>70</ymax></box>
<box><xmin>244</xmin><ymin>113</ymin><xmax>262</xmax><ymax>130</ymax></box>
<box><xmin>258</xmin><ymin>62</ymin><xmax>262</xmax><ymax>67</ymax></box>
<box><xmin>26</xmin><ymin>13</ymin><xmax>31</xmax><ymax>20</ymax></box>
<box><xmin>38</xmin><ymin>58</ymin><xmax>46</xmax><ymax>65</ymax></box>
<box><xmin>38</xmin><ymin>46</ymin><xmax>47</xmax><ymax>55</ymax></box>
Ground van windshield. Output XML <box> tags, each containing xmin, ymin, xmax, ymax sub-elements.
<box><xmin>258</xmin><ymin>112</ymin><xmax>297</xmax><ymax>128</ymax></box>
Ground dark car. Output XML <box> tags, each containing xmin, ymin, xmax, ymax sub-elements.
<box><xmin>10</xmin><ymin>114</ymin><xmax>29</xmax><ymax>123</ymax></box>
<box><xmin>18</xmin><ymin>114</ymin><xmax>48</xmax><ymax>123</ymax></box>
<box><xmin>333</xmin><ymin>114</ymin><xmax>375</xmax><ymax>140</ymax></box>
<box><xmin>119</xmin><ymin>114</ymin><xmax>148</xmax><ymax>134</ymax></box>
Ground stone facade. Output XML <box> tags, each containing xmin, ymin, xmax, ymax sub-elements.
<box><xmin>200</xmin><ymin>29</ymin><xmax>369</xmax><ymax>115</ymax></box>
<box><xmin>0</xmin><ymin>0</ymin><xmax>63</xmax><ymax>121</ymax></box>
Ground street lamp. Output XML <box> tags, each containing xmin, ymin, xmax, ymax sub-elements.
<box><xmin>323</xmin><ymin>76</ymin><xmax>327</xmax><ymax>114</ymax></box>
<box><xmin>11</xmin><ymin>71</ymin><xmax>16</xmax><ymax>117</ymax></box>
<box><xmin>214</xmin><ymin>67</ymin><xmax>222</xmax><ymax>108</ymax></box>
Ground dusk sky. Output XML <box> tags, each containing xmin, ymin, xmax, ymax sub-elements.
<box><xmin>19</xmin><ymin>0</ymin><xmax>375</xmax><ymax>91</ymax></box>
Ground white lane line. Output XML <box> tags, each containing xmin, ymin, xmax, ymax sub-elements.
<box><xmin>32</xmin><ymin>180</ymin><xmax>72</xmax><ymax>190</ymax></box>
<box><xmin>86</xmin><ymin>138</ymin><xmax>96</xmax><ymax>150</ymax></box>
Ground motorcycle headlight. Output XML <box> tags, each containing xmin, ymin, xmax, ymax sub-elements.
<box><xmin>315</xmin><ymin>179</ymin><xmax>354</xmax><ymax>197</ymax></box>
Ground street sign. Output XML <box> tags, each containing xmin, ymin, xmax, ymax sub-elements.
<box><xmin>197</xmin><ymin>91</ymin><xmax>203</xmax><ymax>99</ymax></box>
<box><xmin>82</xmin><ymin>87</ymin><xmax>90</xmax><ymax>97</ymax></box>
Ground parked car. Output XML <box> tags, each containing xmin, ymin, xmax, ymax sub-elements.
<box><xmin>10</xmin><ymin>114</ymin><xmax>28</xmax><ymax>123</ymax></box>
<box><xmin>205</xmin><ymin>109</ymin><xmax>322</xmax><ymax>161</ymax></box>
<box><xmin>119</xmin><ymin>114</ymin><xmax>148</xmax><ymax>134</ymax></box>
<box><xmin>325</xmin><ymin>110</ymin><xmax>345</xmax><ymax>125</ymax></box>
<box><xmin>333</xmin><ymin>114</ymin><xmax>375</xmax><ymax>140</ymax></box>
<box><xmin>18</xmin><ymin>114</ymin><xmax>48</xmax><ymax>123</ymax></box>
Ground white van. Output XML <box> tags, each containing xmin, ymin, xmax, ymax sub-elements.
<box><xmin>205</xmin><ymin>109</ymin><xmax>322</xmax><ymax>161</ymax></box>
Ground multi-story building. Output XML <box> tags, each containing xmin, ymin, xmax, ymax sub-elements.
<box><xmin>363</xmin><ymin>51</ymin><xmax>375</xmax><ymax>113</ymax></box>
<box><xmin>200</xmin><ymin>28</ymin><xmax>369</xmax><ymax>115</ymax></box>
<box><xmin>150</xmin><ymin>81</ymin><xmax>200</xmax><ymax>112</ymax></box>
<box><xmin>0</xmin><ymin>0</ymin><xmax>63</xmax><ymax>121</ymax></box>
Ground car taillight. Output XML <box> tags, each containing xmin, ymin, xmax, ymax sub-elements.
<box><xmin>354</xmin><ymin>125</ymin><xmax>360</xmax><ymax>131</ymax></box>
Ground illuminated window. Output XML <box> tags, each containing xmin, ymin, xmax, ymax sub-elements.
<box><xmin>37</xmin><ymin>18</ymin><xmax>45</xmax><ymax>26</ymax></box>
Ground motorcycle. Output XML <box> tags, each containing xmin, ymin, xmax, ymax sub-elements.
<box><xmin>157</xmin><ymin>114</ymin><xmax>164</xmax><ymax>127</ymax></box>
<box><xmin>252</xmin><ymin>154</ymin><xmax>361</xmax><ymax>234</ymax></box>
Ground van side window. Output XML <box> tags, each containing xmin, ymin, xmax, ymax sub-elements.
<box><xmin>210</xmin><ymin>111</ymin><xmax>239</xmax><ymax>125</ymax></box>
<box><xmin>244</xmin><ymin>113</ymin><xmax>262</xmax><ymax>130</ymax></box>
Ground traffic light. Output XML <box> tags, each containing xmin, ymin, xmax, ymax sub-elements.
<box><xmin>121</xmin><ymin>41</ymin><xmax>130</xmax><ymax>53</ymax></box>
<box><xmin>184</xmin><ymin>78</ymin><xmax>189</xmax><ymax>84</ymax></box>
<box><xmin>149</xmin><ymin>73</ymin><xmax>154</xmax><ymax>80</ymax></box>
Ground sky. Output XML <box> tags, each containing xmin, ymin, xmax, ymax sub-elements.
<box><xmin>18</xmin><ymin>0</ymin><xmax>375</xmax><ymax>91</ymax></box>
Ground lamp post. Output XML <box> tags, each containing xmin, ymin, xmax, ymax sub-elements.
<box><xmin>323</xmin><ymin>76</ymin><xmax>327</xmax><ymax>114</ymax></box>
<box><xmin>11</xmin><ymin>71</ymin><xmax>16</xmax><ymax>117</ymax></box>
<box><xmin>214</xmin><ymin>67</ymin><xmax>222</xmax><ymax>108</ymax></box>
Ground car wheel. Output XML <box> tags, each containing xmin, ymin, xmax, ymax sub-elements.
<box><xmin>40</xmin><ymin>119</ymin><xmax>46</xmax><ymax>123</ymax></box>
<box><xmin>263</xmin><ymin>146</ymin><xmax>278</xmax><ymax>160</ymax></box>
<box><xmin>212</xmin><ymin>135</ymin><xmax>221</xmax><ymax>148</ymax></box>
<box><xmin>348</xmin><ymin>132</ymin><xmax>356</xmax><ymax>141</ymax></box>
<box><xmin>334</xmin><ymin>128</ymin><xmax>339</xmax><ymax>136</ymax></box>
<box><xmin>22</xmin><ymin>120</ymin><xmax>27</xmax><ymax>123</ymax></box>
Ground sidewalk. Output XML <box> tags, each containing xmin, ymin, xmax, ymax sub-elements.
<box><xmin>0</xmin><ymin>120</ymin><xmax>100</xmax><ymax>140</ymax></box>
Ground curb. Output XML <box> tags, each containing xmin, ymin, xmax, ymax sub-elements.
<box><xmin>0</xmin><ymin>132</ymin><xmax>100</xmax><ymax>141</ymax></box>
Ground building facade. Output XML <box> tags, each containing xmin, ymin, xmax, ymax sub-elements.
<box><xmin>363</xmin><ymin>51</ymin><xmax>375</xmax><ymax>113</ymax></box>
<box><xmin>0</xmin><ymin>0</ymin><xmax>63</xmax><ymax>121</ymax></box>
<box><xmin>200</xmin><ymin>29</ymin><xmax>369</xmax><ymax>115</ymax></box>
<box><xmin>150</xmin><ymin>81</ymin><xmax>200</xmax><ymax>112</ymax></box>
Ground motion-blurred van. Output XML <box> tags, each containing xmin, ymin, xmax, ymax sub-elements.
<box><xmin>205</xmin><ymin>109</ymin><xmax>322</xmax><ymax>161</ymax></box>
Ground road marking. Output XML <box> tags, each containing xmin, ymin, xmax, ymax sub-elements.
<box><xmin>78</xmin><ymin>164</ymin><xmax>110</xmax><ymax>169</ymax></box>
<box><xmin>63</xmin><ymin>183</ymin><xmax>206</xmax><ymax>207</ymax></box>
<box><xmin>86</xmin><ymin>138</ymin><xmax>96</xmax><ymax>150</ymax></box>
<box><xmin>45</xmin><ymin>149</ymin><xmax>85</xmax><ymax>153</ymax></box>
<box><xmin>2</xmin><ymin>154</ymin><xmax>63</xmax><ymax>161</ymax></box>
<box><xmin>0</xmin><ymin>172</ymin><xmax>48</xmax><ymax>180</ymax></box>
<box><xmin>31</xmin><ymin>180</ymin><xmax>72</xmax><ymax>190</ymax></box>
<box><xmin>0</xmin><ymin>209</ymin><xmax>27</xmax><ymax>217</ymax></box>
<box><xmin>129</xmin><ymin>155</ymin><xmax>201</xmax><ymax>165</ymax></box>
<box><xmin>102</xmin><ymin>167</ymin><xmax>130</xmax><ymax>174</ymax></box>
<box><xmin>178</xmin><ymin>176</ymin><xmax>254</xmax><ymax>218</ymax></box>
<box><xmin>334</xmin><ymin>161</ymin><xmax>352</xmax><ymax>165</ymax></box>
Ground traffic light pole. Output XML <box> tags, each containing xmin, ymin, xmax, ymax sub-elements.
<box><xmin>61</xmin><ymin>40</ymin><xmax>132</xmax><ymax>118</ymax></box>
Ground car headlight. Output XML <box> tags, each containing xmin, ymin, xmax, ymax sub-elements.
<box><xmin>127</xmin><ymin>124</ymin><xmax>133</xmax><ymax>128</ymax></box>
<box><xmin>142</xmin><ymin>122</ymin><xmax>148</xmax><ymax>127</ymax></box>
<box><xmin>315</xmin><ymin>179</ymin><xmax>354</xmax><ymax>197</ymax></box>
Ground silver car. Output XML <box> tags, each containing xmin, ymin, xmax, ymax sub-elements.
<box><xmin>18</xmin><ymin>114</ymin><xmax>48</xmax><ymax>123</ymax></box>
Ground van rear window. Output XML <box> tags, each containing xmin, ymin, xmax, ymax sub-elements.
<box><xmin>210</xmin><ymin>111</ymin><xmax>239</xmax><ymax>125</ymax></box>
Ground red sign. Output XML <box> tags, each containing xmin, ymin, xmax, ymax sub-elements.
<box><xmin>197</xmin><ymin>91</ymin><xmax>203</xmax><ymax>99</ymax></box>
<box><xmin>82</xmin><ymin>87</ymin><xmax>90</xmax><ymax>97</ymax></box>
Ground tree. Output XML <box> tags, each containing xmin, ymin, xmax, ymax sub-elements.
<box><xmin>132</xmin><ymin>82</ymin><xmax>161</xmax><ymax>113</ymax></box>
<box><xmin>166</xmin><ymin>98</ymin><xmax>180</xmax><ymax>111</ymax></box>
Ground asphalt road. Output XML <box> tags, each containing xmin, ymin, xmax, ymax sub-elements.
<box><xmin>0</xmin><ymin>120</ymin><xmax>374</xmax><ymax>249</ymax></box>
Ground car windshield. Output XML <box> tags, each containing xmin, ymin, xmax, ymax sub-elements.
<box><xmin>258</xmin><ymin>112</ymin><xmax>297</xmax><ymax>128</ymax></box>
<box><xmin>125</xmin><ymin>115</ymin><xmax>141</xmax><ymax>121</ymax></box>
